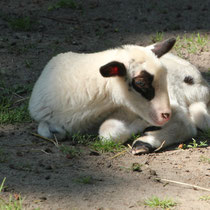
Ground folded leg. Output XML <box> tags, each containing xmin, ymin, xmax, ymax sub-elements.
<box><xmin>99</xmin><ymin>109</ymin><xmax>149</xmax><ymax>144</ymax></box>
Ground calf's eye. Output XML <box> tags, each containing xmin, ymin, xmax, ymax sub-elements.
<box><xmin>184</xmin><ymin>76</ymin><xmax>194</xmax><ymax>85</ymax></box>
<box><xmin>135</xmin><ymin>80</ymin><xmax>145</xmax><ymax>87</ymax></box>
<box><xmin>132</xmin><ymin>70</ymin><xmax>155</xmax><ymax>101</ymax></box>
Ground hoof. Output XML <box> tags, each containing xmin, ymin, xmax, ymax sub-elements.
<box><xmin>132</xmin><ymin>140</ymin><xmax>153</xmax><ymax>155</ymax></box>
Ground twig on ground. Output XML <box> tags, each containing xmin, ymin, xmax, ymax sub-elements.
<box><xmin>110</xmin><ymin>145</ymin><xmax>132</xmax><ymax>159</ymax></box>
<box><xmin>31</xmin><ymin>132</ymin><xmax>59</xmax><ymax>147</ymax></box>
<box><xmin>41</xmin><ymin>16</ymin><xmax>77</xmax><ymax>24</ymax></box>
<box><xmin>154</xmin><ymin>140</ymin><xmax>166</xmax><ymax>152</ymax></box>
<box><xmin>109</xmin><ymin>150</ymin><xmax>127</xmax><ymax>160</ymax></box>
<box><xmin>156</xmin><ymin>178</ymin><xmax>210</xmax><ymax>192</ymax></box>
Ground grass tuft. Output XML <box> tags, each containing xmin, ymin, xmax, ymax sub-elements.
<box><xmin>91</xmin><ymin>140</ymin><xmax>125</xmax><ymax>153</ymax></box>
<box><xmin>151</xmin><ymin>31</ymin><xmax>164</xmax><ymax>43</ymax></box>
<box><xmin>59</xmin><ymin>144</ymin><xmax>80</xmax><ymax>158</ymax></box>
<box><xmin>0</xmin><ymin>178</ymin><xmax>23</xmax><ymax>210</ymax></box>
<box><xmin>8</xmin><ymin>16</ymin><xmax>33</xmax><ymax>31</ymax></box>
<box><xmin>0</xmin><ymin>82</ymin><xmax>33</xmax><ymax>124</ymax></box>
<box><xmin>200</xmin><ymin>195</ymin><xmax>210</xmax><ymax>201</ymax></box>
<box><xmin>199</xmin><ymin>155</ymin><xmax>210</xmax><ymax>164</ymax></box>
<box><xmin>144</xmin><ymin>196</ymin><xmax>177</xmax><ymax>209</ymax></box>
<box><xmin>71</xmin><ymin>133</ymin><xmax>97</xmax><ymax>145</ymax></box>
<box><xmin>174</xmin><ymin>33</ymin><xmax>208</xmax><ymax>57</ymax></box>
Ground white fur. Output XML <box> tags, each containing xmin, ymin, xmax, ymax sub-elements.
<box><xmin>29</xmin><ymin>44</ymin><xmax>171</xmax><ymax>140</ymax></box>
<box><xmin>134</xmin><ymin>53</ymin><xmax>210</xmax><ymax>149</ymax></box>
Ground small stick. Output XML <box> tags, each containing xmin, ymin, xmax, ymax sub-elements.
<box><xmin>154</xmin><ymin>140</ymin><xmax>166</xmax><ymax>152</ymax></box>
<box><xmin>41</xmin><ymin>16</ymin><xmax>77</xmax><ymax>24</ymax></box>
<box><xmin>157</xmin><ymin>178</ymin><xmax>210</xmax><ymax>192</ymax></box>
<box><xmin>109</xmin><ymin>150</ymin><xmax>127</xmax><ymax>160</ymax></box>
<box><xmin>31</xmin><ymin>132</ymin><xmax>59</xmax><ymax>147</ymax></box>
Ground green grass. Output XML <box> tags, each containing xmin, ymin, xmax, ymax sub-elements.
<box><xmin>91</xmin><ymin>140</ymin><xmax>125</xmax><ymax>153</ymax></box>
<box><xmin>199</xmin><ymin>155</ymin><xmax>210</xmax><ymax>164</ymax></box>
<box><xmin>200</xmin><ymin>195</ymin><xmax>210</xmax><ymax>201</ymax></box>
<box><xmin>0</xmin><ymin>83</ymin><xmax>33</xmax><ymax>124</ymax></box>
<box><xmin>131</xmin><ymin>163</ymin><xmax>143</xmax><ymax>172</ymax></box>
<box><xmin>0</xmin><ymin>178</ymin><xmax>23</xmax><ymax>210</ymax></box>
<box><xmin>24</xmin><ymin>60</ymin><xmax>33</xmax><ymax>69</ymax></box>
<box><xmin>151</xmin><ymin>32</ymin><xmax>164</xmax><ymax>43</ymax></box>
<box><xmin>174</xmin><ymin>33</ymin><xmax>209</xmax><ymax>57</ymax></box>
<box><xmin>71</xmin><ymin>133</ymin><xmax>97</xmax><ymax>145</ymax></box>
<box><xmin>48</xmin><ymin>0</ymin><xmax>81</xmax><ymax>11</ymax></box>
<box><xmin>187</xmin><ymin>138</ymin><xmax>208</xmax><ymax>148</ymax></box>
<box><xmin>178</xmin><ymin>136</ymin><xmax>209</xmax><ymax>150</ymax></box>
<box><xmin>74</xmin><ymin>176</ymin><xmax>93</xmax><ymax>184</ymax></box>
<box><xmin>8</xmin><ymin>16</ymin><xmax>33</xmax><ymax>31</ymax></box>
<box><xmin>144</xmin><ymin>196</ymin><xmax>177</xmax><ymax>209</ymax></box>
<box><xmin>59</xmin><ymin>144</ymin><xmax>80</xmax><ymax>158</ymax></box>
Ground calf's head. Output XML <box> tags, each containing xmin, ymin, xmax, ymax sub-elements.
<box><xmin>100</xmin><ymin>38</ymin><xmax>176</xmax><ymax>126</ymax></box>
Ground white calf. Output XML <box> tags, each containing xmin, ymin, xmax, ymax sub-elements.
<box><xmin>132</xmin><ymin>53</ymin><xmax>210</xmax><ymax>154</ymax></box>
<box><xmin>29</xmin><ymin>39</ymin><xmax>176</xmax><ymax>140</ymax></box>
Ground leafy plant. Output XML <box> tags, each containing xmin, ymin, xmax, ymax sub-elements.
<box><xmin>187</xmin><ymin>138</ymin><xmax>208</xmax><ymax>148</ymax></box>
<box><xmin>144</xmin><ymin>196</ymin><xmax>177</xmax><ymax>209</ymax></box>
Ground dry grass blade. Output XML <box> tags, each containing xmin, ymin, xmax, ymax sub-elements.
<box><xmin>127</xmin><ymin>144</ymin><xmax>132</xmax><ymax>149</ymax></box>
<box><xmin>109</xmin><ymin>150</ymin><xmax>127</xmax><ymax>160</ymax></box>
<box><xmin>154</xmin><ymin>140</ymin><xmax>166</xmax><ymax>152</ymax></box>
<box><xmin>14</xmin><ymin>97</ymin><xmax>29</xmax><ymax>104</ymax></box>
<box><xmin>109</xmin><ymin>144</ymin><xmax>133</xmax><ymax>159</ymax></box>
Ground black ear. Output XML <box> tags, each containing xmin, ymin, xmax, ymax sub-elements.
<box><xmin>151</xmin><ymin>38</ymin><xmax>176</xmax><ymax>58</ymax></box>
<box><xmin>100</xmin><ymin>61</ymin><xmax>126</xmax><ymax>77</ymax></box>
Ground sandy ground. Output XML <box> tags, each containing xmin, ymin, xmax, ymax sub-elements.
<box><xmin>0</xmin><ymin>0</ymin><xmax>210</xmax><ymax>209</ymax></box>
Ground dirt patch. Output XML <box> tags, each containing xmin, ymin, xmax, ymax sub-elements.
<box><xmin>0</xmin><ymin>0</ymin><xmax>210</xmax><ymax>209</ymax></box>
